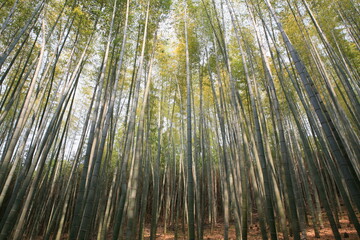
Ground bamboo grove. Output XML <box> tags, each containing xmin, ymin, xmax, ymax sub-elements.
<box><xmin>0</xmin><ymin>0</ymin><xmax>359</xmax><ymax>239</ymax></box>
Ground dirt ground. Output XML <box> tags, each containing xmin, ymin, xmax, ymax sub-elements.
<box><xmin>142</xmin><ymin>214</ymin><xmax>359</xmax><ymax>240</ymax></box>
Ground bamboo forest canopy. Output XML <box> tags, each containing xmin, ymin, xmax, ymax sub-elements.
<box><xmin>0</xmin><ymin>0</ymin><xmax>359</xmax><ymax>239</ymax></box>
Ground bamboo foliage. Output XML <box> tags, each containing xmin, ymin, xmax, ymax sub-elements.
<box><xmin>0</xmin><ymin>0</ymin><xmax>359</xmax><ymax>240</ymax></box>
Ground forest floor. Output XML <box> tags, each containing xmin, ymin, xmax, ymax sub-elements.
<box><xmin>142</xmin><ymin>213</ymin><xmax>359</xmax><ymax>240</ymax></box>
